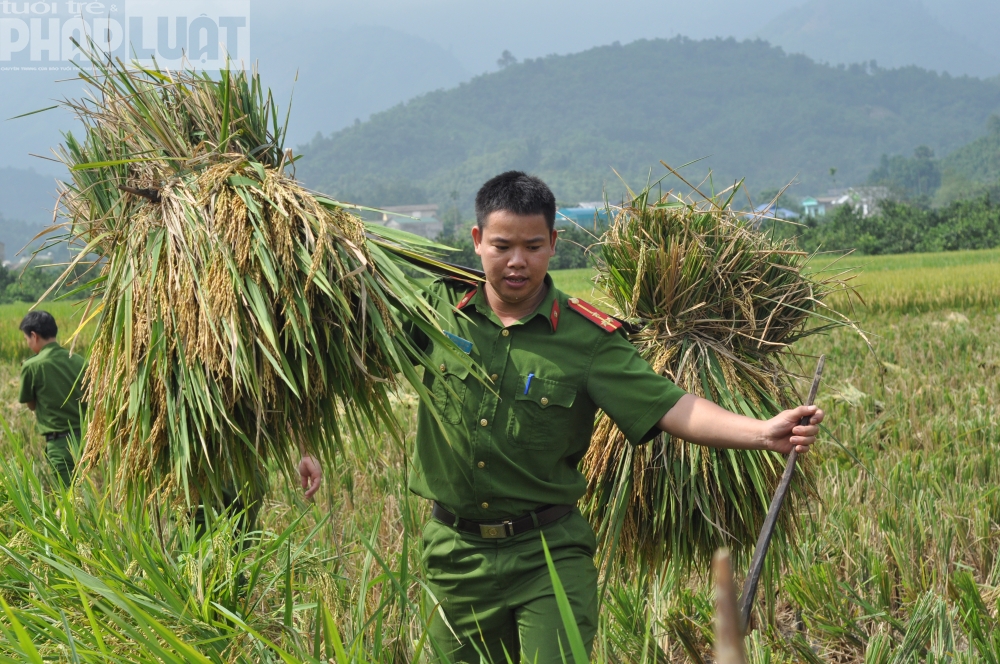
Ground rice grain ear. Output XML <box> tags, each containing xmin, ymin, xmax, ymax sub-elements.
<box><xmin>582</xmin><ymin>176</ymin><xmax>860</xmax><ymax>574</ymax></box>
<box><xmin>49</xmin><ymin>51</ymin><xmax>480</xmax><ymax>503</ymax></box>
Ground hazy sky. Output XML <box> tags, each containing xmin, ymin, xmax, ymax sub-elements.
<box><xmin>253</xmin><ymin>0</ymin><xmax>806</xmax><ymax>73</ymax></box>
<box><xmin>253</xmin><ymin>0</ymin><xmax>1000</xmax><ymax>74</ymax></box>
<box><xmin>5</xmin><ymin>0</ymin><xmax>805</xmax><ymax>174</ymax></box>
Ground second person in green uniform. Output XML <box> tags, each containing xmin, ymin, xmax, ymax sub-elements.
<box><xmin>18</xmin><ymin>311</ymin><xmax>87</xmax><ymax>487</ymax></box>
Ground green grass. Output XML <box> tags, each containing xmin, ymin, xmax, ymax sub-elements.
<box><xmin>821</xmin><ymin>247</ymin><xmax>1000</xmax><ymax>271</ymax></box>
<box><xmin>813</xmin><ymin>247</ymin><xmax>1000</xmax><ymax>314</ymax></box>
<box><xmin>549</xmin><ymin>268</ymin><xmax>605</xmax><ymax>303</ymax></box>
<box><xmin>552</xmin><ymin>246</ymin><xmax>1000</xmax><ymax>314</ymax></box>
<box><xmin>0</xmin><ymin>247</ymin><xmax>999</xmax><ymax>661</ymax></box>
<box><xmin>0</xmin><ymin>300</ymin><xmax>97</xmax><ymax>364</ymax></box>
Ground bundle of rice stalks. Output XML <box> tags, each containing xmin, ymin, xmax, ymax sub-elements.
<box><xmin>47</xmin><ymin>54</ymin><xmax>476</xmax><ymax>503</ymax></box>
<box><xmin>582</xmin><ymin>177</ymin><xmax>857</xmax><ymax>571</ymax></box>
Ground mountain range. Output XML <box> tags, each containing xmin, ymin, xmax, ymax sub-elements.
<box><xmin>276</xmin><ymin>0</ymin><xmax>1000</xmax><ymax>78</ymax></box>
<box><xmin>5</xmin><ymin>20</ymin><xmax>1000</xmax><ymax>257</ymax></box>
<box><xmin>0</xmin><ymin>21</ymin><xmax>469</xmax><ymax>260</ymax></box>
<box><xmin>295</xmin><ymin>37</ymin><xmax>1000</xmax><ymax>209</ymax></box>
<box><xmin>0</xmin><ymin>24</ymin><xmax>469</xmax><ymax>175</ymax></box>
<box><xmin>757</xmin><ymin>0</ymin><xmax>1000</xmax><ymax>78</ymax></box>
<box><xmin>4</xmin><ymin>0</ymin><xmax>1000</xmax><ymax>181</ymax></box>
<box><xmin>0</xmin><ymin>168</ymin><xmax>64</xmax><ymax>263</ymax></box>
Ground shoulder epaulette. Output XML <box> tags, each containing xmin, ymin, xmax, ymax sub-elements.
<box><xmin>566</xmin><ymin>297</ymin><xmax>622</xmax><ymax>333</ymax></box>
<box><xmin>441</xmin><ymin>274</ymin><xmax>480</xmax><ymax>286</ymax></box>
<box><xmin>436</xmin><ymin>274</ymin><xmax>478</xmax><ymax>310</ymax></box>
<box><xmin>455</xmin><ymin>287</ymin><xmax>478</xmax><ymax>310</ymax></box>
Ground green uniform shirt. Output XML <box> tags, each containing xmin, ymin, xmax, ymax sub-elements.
<box><xmin>408</xmin><ymin>274</ymin><xmax>686</xmax><ymax>520</ymax></box>
<box><xmin>19</xmin><ymin>342</ymin><xmax>87</xmax><ymax>435</ymax></box>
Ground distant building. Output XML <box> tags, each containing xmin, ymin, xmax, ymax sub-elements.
<box><xmin>749</xmin><ymin>203</ymin><xmax>800</xmax><ymax>220</ymax></box>
<box><xmin>802</xmin><ymin>193</ymin><xmax>850</xmax><ymax>218</ymax></box>
<box><xmin>847</xmin><ymin>186</ymin><xmax>893</xmax><ymax>217</ymax></box>
<box><xmin>555</xmin><ymin>204</ymin><xmax>611</xmax><ymax>228</ymax></box>
<box><xmin>802</xmin><ymin>187</ymin><xmax>893</xmax><ymax>219</ymax></box>
<box><xmin>380</xmin><ymin>204</ymin><xmax>443</xmax><ymax>240</ymax></box>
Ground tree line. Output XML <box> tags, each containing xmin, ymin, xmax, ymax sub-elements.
<box><xmin>436</xmin><ymin>194</ymin><xmax>1000</xmax><ymax>271</ymax></box>
<box><xmin>769</xmin><ymin>195</ymin><xmax>1000</xmax><ymax>255</ymax></box>
<box><xmin>4</xmin><ymin>196</ymin><xmax>996</xmax><ymax>304</ymax></box>
<box><xmin>297</xmin><ymin>36</ymin><xmax>1000</xmax><ymax>211</ymax></box>
<box><xmin>437</xmin><ymin>219</ymin><xmax>599</xmax><ymax>271</ymax></box>
<box><xmin>0</xmin><ymin>263</ymin><xmax>93</xmax><ymax>304</ymax></box>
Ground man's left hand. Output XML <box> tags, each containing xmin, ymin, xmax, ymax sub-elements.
<box><xmin>761</xmin><ymin>405</ymin><xmax>824</xmax><ymax>455</ymax></box>
<box><xmin>298</xmin><ymin>455</ymin><xmax>322</xmax><ymax>500</ymax></box>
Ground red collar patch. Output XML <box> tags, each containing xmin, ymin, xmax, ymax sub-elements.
<box><xmin>455</xmin><ymin>288</ymin><xmax>477</xmax><ymax>310</ymax></box>
<box><xmin>550</xmin><ymin>299</ymin><xmax>560</xmax><ymax>332</ymax></box>
<box><xmin>566</xmin><ymin>297</ymin><xmax>622</xmax><ymax>333</ymax></box>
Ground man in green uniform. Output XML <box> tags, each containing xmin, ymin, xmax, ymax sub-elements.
<box><xmin>295</xmin><ymin>172</ymin><xmax>824</xmax><ymax>662</ymax></box>
<box><xmin>18</xmin><ymin>311</ymin><xmax>87</xmax><ymax>487</ymax></box>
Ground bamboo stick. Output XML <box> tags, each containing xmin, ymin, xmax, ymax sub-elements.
<box><xmin>738</xmin><ymin>355</ymin><xmax>826</xmax><ymax>633</ymax></box>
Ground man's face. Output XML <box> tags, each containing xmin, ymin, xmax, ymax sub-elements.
<box><xmin>472</xmin><ymin>210</ymin><xmax>558</xmax><ymax>305</ymax></box>
<box><xmin>23</xmin><ymin>332</ymin><xmax>44</xmax><ymax>354</ymax></box>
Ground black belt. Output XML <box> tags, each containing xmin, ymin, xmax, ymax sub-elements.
<box><xmin>432</xmin><ymin>502</ymin><xmax>574</xmax><ymax>539</ymax></box>
<box><xmin>44</xmin><ymin>431</ymin><xmax>76</xmax><ymax>442</ymax></box>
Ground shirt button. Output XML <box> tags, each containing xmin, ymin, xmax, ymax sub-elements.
<box><xmin>480</xmin><ymin>418</ymin><xmax>488</xmax><ymax>427</ymax></box>
<box><xmin>491</xmin><ymin>374</ymin><xmax>498</xmax><ymax>382</ymax></box>
<box><xmin>540</xmin><ymin>397</ymin><xmax>549</xmax><ymax>406</ymax></box>
<box><xmin>481</xmin><ymin>502</ymin><xmax>489</xmax><ymax>509</ymax></box>
<box><xmin>439</xmin><ymin>364</ymin><xmax>447</xmax><ymax>372</ymax></box>
<box><xmin>478</xmin><ymin>461</ymin><xmax>486</xmax><ymax>469</ymax></box>
<box><xmin>501</xmin><ymin>329</ymin><xmax>510</xmax><ymax>337</ymax></box>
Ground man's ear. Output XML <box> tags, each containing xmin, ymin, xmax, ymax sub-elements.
<box><xmin>472</xmin><ymin>225</ymin><xmax>483</xmax><ymax>256</ymax></box>
<box><xmin>549</xmin><ymin>229</ymin><xmax>559</xmax><ymax>255</ymax></box>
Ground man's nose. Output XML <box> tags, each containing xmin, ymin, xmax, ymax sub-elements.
<box><xmin>507</xmin><ymin>249</ymin><xmax>527</xmax><ymax>267</ymax></box>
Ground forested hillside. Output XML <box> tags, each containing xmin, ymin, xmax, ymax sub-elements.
<box><xmin>0</xmin><ymin>169</ymin><xmax>63</xmax><ymax>263</ymax></box>
<box><xmin>296</xmin><ymin>37</ymin><xmax>1000</xmax><ymax>208</ymax></box>
<box><xmin>937</xmin><ymin>116</ymin><xmax>1000</xmax><ymax>201</ymax></box>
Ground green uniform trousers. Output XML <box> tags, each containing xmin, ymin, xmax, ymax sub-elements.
<box><xmin>422</xmin><ymin>508</ymin><xmax>598</xmax><ymax>664</ymax></box>
<box><xmin>193</xmin><ymin>486</ymin><xmax>263</xmax><ymax>545</ymax></box>
<box><xmin>45</xmin><ymin>434</ymin><xmax>76</xmax><ymax>487</ymax></box>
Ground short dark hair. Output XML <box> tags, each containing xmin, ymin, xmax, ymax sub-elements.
<box><xmin>20</xmin><ymin>311</ymin><xmax>58</xmax><ymax>339</ymax></box>
<box><xmin>475</xmin><ymin>171</ymin><xmax>557</xmax><ymax>231</ymax></box>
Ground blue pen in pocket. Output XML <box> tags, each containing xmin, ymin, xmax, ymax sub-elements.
<box><xmin>524</xmin><ymin>373</ymin><xmax>534</xmax><ymax>395</ymax></box>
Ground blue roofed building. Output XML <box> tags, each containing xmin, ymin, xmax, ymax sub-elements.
<box><xmin>751</xmin><ymin>203</ymin><xmax>800</xmax><ymax>220</ymax></box>
<box><xmin>555</xmin><ymin>203</ymin><xmax>610</xmax><ymax>228</ymax></box>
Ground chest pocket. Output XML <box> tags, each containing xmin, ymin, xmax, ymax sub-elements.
<box><xmin>431</xmin><ymin>355</ymin><xmax>470</xmax><ymax>425</ymax></box>
<box><xmin>507</xmin><ymin>375</ymin><xmax>577</xmax><ymax>449</ymax></box>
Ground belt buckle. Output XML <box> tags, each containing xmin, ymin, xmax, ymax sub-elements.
<box><xmin>479</xmin><ymin>521</ymin><xmax>513</xmax><ymax>539</ymax></box>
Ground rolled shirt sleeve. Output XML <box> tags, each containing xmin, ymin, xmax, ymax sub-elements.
<box><xmin>18</xmin><ymin>362</ymin><xmax>34</xmax><ymax>405</ymax></box>
<box><xmin>586</xmin><ymin>330</ymin><xmax>686</xmax><ymax>444</ymax></box>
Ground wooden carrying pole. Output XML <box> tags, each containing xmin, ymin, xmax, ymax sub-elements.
<box><xmin>714</xmin><ymin>549</ymin><xmax>748</xmax><ymax>664</ymax></box>
<box><xmin>738</xmin><ymin>355</ymin><xmax>825</xmax><ymax>633</ymax></box>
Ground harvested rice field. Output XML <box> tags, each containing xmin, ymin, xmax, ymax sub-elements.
<box><xmin>0</xmin><ymin>247</ymin><xmax>997</xmax><ymax>662</ymax></box>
